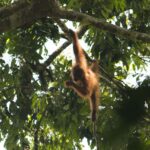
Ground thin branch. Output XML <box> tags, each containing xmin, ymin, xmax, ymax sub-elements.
<box><xmin>54</xmin><ymin>18</ymin><xmax>89</xmax><ymax>40</ymax></box>
<box><xmin>44</xmin><ymin>41</ymin><xmax>71</xmax><ymax>67</ymax></box>
<box><xmin>83</xmin><ymin>50</ymin><xmax>128</xmax><ymax>92</ymax></box>
<box><xmin>54</xmin><ymin>19</ymin><xmax>69</xmax><ymax>34</ymax></box>
<box><xmin>44</xmin><ymin>23</ymin><xmax>89</xmax><ymax>67</ymax></box>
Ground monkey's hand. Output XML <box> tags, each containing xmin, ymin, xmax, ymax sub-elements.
<box><xmin>64</xmin><ymin>80</ymin><xmax>74</xmax><ymax>87</ymax></box>
<box><xmin>68</xmin><ymin>29</ymin><xmax>74</xmax><ymax>37</ymax></box>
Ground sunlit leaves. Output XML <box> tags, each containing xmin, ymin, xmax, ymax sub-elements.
<box><xmin>0</xmin><ymin>0</ymin><xmax>150</xmax><ymax>149</ymax></box>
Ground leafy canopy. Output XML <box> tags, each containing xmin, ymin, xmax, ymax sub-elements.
<box><xmin>0</xmin><ymin>0</ymin><xmax>150</xmax><ymax>149</ymax></box>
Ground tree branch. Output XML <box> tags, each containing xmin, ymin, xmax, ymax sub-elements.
<box><xmin>55</xmin><ymin>8</ymin><xmax>150</xmax><ymax>43</ymax></box>
<box><xmin>0</xmin><ymin>0</ymin><xmax>50</xmax><ymax>32</ymax></box>
<box><xmin>0</xmin><ymin>0</ymin><xmax>28</xmax><ymax>19</ymax></box>
<box><xmin>0</xmin><ymin>0</ymin><xmax>149</xmax><ymax>42</ymax></box>
<box><xmin>44</xmin><ymin>41</ymin><xmax>71</xmax><ymax>67</ymax></box>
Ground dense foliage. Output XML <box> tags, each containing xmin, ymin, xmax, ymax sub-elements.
<box><xmin>0</xmin><ymin>0</ymin><xmax>150</xmax><ymax>149</ymax></box>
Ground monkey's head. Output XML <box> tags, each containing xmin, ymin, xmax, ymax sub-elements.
<box><xmin>72</xmin><ymin>66</ymin><xmax>85</xmax><ymax>82</ymax></box>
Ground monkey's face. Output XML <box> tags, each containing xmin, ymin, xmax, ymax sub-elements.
<box><xmin>72</xmin><ymin>66</ymin><xmax>85</xmax><ymax>82</ymax></box>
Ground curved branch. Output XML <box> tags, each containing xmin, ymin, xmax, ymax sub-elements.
<box><xmin>55</xmin><ymin>8</ymin><xmax>150</xmax><ymax>43</ymax></box>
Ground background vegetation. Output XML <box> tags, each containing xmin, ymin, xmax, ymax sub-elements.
<box><xmin>0</xmin><ymin>0</ymin><xmax>150</xmax><ymax>149</ymax></box>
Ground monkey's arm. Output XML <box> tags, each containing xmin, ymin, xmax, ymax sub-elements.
<box><xmin>65</xmin><ymin>80</ymin><xmax>89</xmax><ymax>97</ymax></box>
<box><xmin>69</xmin><ymin>29</ymin><xmax>87</xmax><ymax>65</ymax></box>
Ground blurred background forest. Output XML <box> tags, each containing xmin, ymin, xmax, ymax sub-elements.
<box><xmin>0</xmin><ymin>0</ymin><xmax>150</xmax><ymax>149</ymax></box>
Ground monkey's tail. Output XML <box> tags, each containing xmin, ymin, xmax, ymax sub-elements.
<box><xmin>93</xmin><ymin>121</ymin><xmax>96</xmax><ymax>137</ymax></box>
<box><xmin>91</xmin><ymin>93</ymin><xmax>100</xmax><ymax>149</ymax></box>
<box><xmin>93</xmin><ymin>121</ymin><xmax>100</xmax><ymax>150</ymax></box>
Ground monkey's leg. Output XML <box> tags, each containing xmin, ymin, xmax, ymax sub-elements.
<box><xmin>64</xmin><ymin>80</ymin><xmax>73</xmax><ymax>87</ymax></box>
<box><xmin>66</xmin><ymin>81</ymin><xmax>89</xmax><ymax>97</ymax></box>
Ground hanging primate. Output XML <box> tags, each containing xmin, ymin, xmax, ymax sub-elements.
<box><xmin>65</xmin><ymin>30</ymin><xmax>100</xmax><ymax>122</ymax></box>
